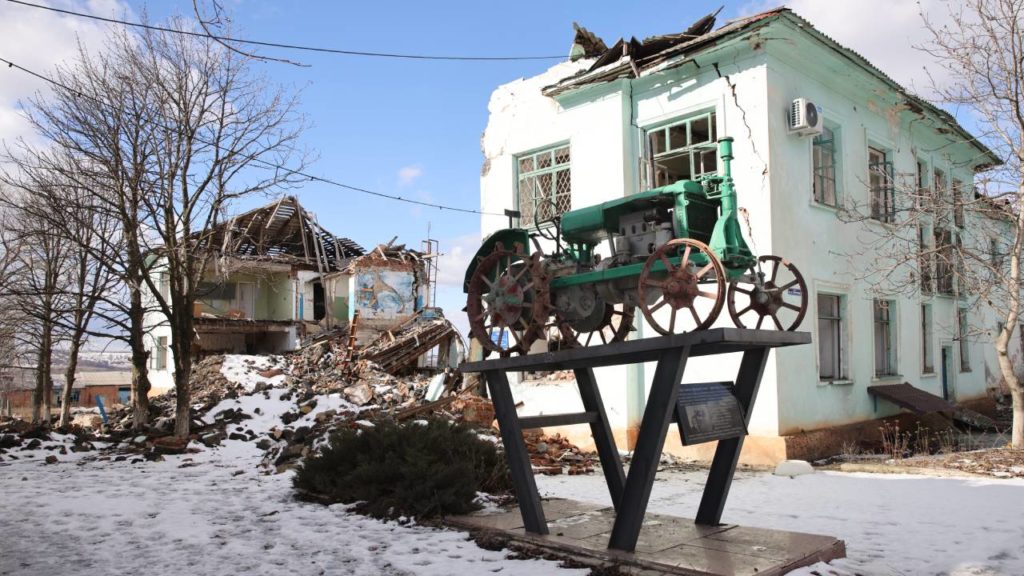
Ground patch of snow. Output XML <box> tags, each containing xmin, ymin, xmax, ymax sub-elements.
<box><xmin>773</xmin><ymin>459</ymin><xmax>814</xmax><ymax>477</ymax></box>
<box><xmin>219</xmin><ymin>354</ymin><xmax>288</xmax><ymax>391</ymax></box>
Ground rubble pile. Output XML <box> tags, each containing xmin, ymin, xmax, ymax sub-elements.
<box><xmin>0</xmin><ymin>418</ymin><xmax>100</xmax><ymax>463</ymax></box>
<box><xmin>523</xmin><ymin>430</ymin><xmax>595</xmax><ymax>475</ymax></box>
<box><xmin>360</xmin><ymin>317</ymin><xmax>460</xmax><ymax>375</ymax></box>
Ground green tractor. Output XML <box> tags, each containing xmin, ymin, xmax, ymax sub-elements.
<box><xmin>464</xmin><ymin>137</ymin><xmax>808</xmax><ymax>356</ymax></box>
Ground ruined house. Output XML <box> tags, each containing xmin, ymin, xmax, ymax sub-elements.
<box><xmin>143</xmin><ymin>196</ymin><xmax>433</xmax><ymax>392</ymax></box>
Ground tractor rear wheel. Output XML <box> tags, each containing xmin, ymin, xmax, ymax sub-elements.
<box><xmin>466</xmin><ymin>243</ymin><xmax>547</xmax><ymax>357</ymax></box>
<box><xmin>638</xmin><ymin>239</ymin><xmax>726</xmax><ymax>335</ymax></box>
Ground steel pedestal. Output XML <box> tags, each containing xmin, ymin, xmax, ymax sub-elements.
<box><xmin>460</xmin><ymin>328</ymin><xmax>811</xmax><ymax>553</ymax></box>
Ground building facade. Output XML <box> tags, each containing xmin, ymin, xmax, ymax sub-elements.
<box><xmin>478</xmin><ymin>9</ymin><xmax>1008</xmax><ymax>462</ymax></box>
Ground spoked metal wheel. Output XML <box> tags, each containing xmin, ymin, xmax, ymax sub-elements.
<box><xmin>638</xmin><ymin>239</ymin><xmax>726</xmax><ymax>335</ymax></box>
<box><xmin>556</xmin><ymin>302</ymin><xmax>635</xmax><ymax>348</ymax></box>
<box><xmin>727</xmin><ymin>255</ymin><xmax>808</xmax><ymax>330</ymax></box>
<box><xmin>467</xmin><ymin>243</ymin><xmax>548</xmax><ymax>356</ymax></box>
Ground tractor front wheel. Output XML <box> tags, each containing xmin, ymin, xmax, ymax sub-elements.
<box><xmin>638</xmin><ymin>239</ymin><xmax>726</xmax><ymax>335</ymax></box>
<box><xmin>726</xmin><ymin>255</ymin><xmax>808</xmax><ymax>330</ymax></box>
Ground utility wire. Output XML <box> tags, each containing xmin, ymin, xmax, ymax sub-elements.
<box><xmin>0</xmin><ymin>55</ymin><xmax>502</xmax><ymax>216</ymax></box>
<box><xmin>6</xmin><ymin>0</ymin><xmax>564</xmax><ymax>62</ymax></box>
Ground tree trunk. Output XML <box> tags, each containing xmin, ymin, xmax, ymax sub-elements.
<box><xmin>129</xmin><ymin>289</ymin><xmax>151</xmax><ymax>429</ymax></box>
<box><xmin>172</xmin><ymin>305</ymin><xmax>194</xmax><ymax>440</ymax></box>
<box><xmin>59</xmin><ymin>328</ymin><xmax>85</xmax><ymax>428</ymax></box>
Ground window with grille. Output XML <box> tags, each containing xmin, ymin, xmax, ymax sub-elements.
<box><xmin>869</xmin><ymin>147</ymin><xmax>894</xmax><ymax>223</ymax></box>
<box><xmin>958</xmin><ymin>308</ymin><xmax>971</xmax><ymax>372</ymax></box>
<box><xmin>874</xmin><ymin>299</ymin><xmax>897</xmax><ymax>377</ymax></box>
<box><xmin>516</xmin><ymin>144</ymin><xmax>571</xmax><ymax>227</ymax></box>
<box><xmin>813</xmin><ymin>126</ymin><xmax>838</xmax><ymax>207</ymax></box>
<box><xmin>818</xmin><ymin>294</ymin><xmax>845</xmax><ymax>380</ymax></box>
<box><xmin>644</xmin><ymin>111</ymin><xmax>718</xmax><ymax>189</ymax></box>
<box><xmin>921</xmin><ymin>304</ymin><xmax>934</xmax><ymax>373</ymax></box>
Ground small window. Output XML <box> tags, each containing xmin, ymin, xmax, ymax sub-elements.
<box><xmin>516</xmin><ymin>144</ymin><xmax>571</xmax><ymax>227</ymax></box>
<box><xmin>817</xmin><ymin>294</ymin><xmax>845</xmax><ymax>380</ymax></box>
<box><xmin>958</xmin><ymin>308</ymin><xmax>971</xmax><ymax>372</ymax></box>
<box><xmin>158</xmin><ymin>272</ymin><xmax>170</xmax><ymax>301</ymax></box>
<box><xmin>869</xmin><ymin>147</ymin><xmax>894</xmax><ymax>223</ymax></box>
<box><xmin>921</xmin><ymin>304</ymin><xmax>934</xmax><ymax>373</ymax></box>
<box><xmin>813</xmin><ymin>126</ymin><xmax>838</xmax><ymax>207</ymax></box>
<box><xmin>70</xmin><ymin>390</ymin><xmax>81</xmax><ymax>403</ymax></box>
<box><xmin>874</xmin><ymin>300</ymin><xmax>897</xmax><ymax>377</ymax></box>
<box><xmin>916</xmin><ymin>159</ymin><xmax>929</xmax><ymax>210</ymax></box>
<box><xmin>934</xmin><ymin>168</ymin><xmax>947</xmax><ymax>220</ymax></box>
<box><xmin>156</xmin><ymin>336</ymin><xmax>168</xmax><ymax>370</ymax></box>
<box><xmin>991</xmin><ymin>238</ymin><xmax>1004</xmax><ymax>271</ymax></box>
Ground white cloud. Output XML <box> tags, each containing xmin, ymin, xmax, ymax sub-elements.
<box><xmin>742</xmin><ymin>0</ymin><xmax>955</xmax><ymax>95</ymax></box>
<box><xmin>0</xmin><ymin>0</ymin><xmax>134</xmax><ymax>145</ymax></box>
<box><xmin>397</xmin><ymin>165</ymin><xmax>423</xmax><ymax>186</ymax></box>
<box><xmin>435</xmin><ymin>233</ymin><xmax>480</xmax><ymax>289</ymax></box>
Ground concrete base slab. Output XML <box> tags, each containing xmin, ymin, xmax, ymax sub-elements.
<box><xmin>447</xmin><ymin>498</ymin><xmax>845</xmax><ymax>576</ymax></box>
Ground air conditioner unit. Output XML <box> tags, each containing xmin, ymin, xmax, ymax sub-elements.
<box><xmin>788</xmin><ymin>98</ymin><xmax>823</xmax><ymax>136</ymax></box>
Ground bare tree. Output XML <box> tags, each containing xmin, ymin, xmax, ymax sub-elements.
<box><xmin>5</xmin><ymin>15</ymin><xmax>306</xmax><ymax>437</ymax></box>
<box><xmin>918</xmin><ymin>0</ymin><xmax>1024</xmax><ymax>449</ymax></box>
<box><xmin>840</xmin><ymin>0</ymin><xmax>1024</xmax><ymax>449</ymax></box>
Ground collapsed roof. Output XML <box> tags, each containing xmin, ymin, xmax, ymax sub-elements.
<box><xmin>206</xmin><ymin>196</ymin><xmax>364</xmax><ymax>271</ymax></box>
<box><xmin>547</xmin><ymin>8</ymin><xmax>1000</xmax><ymax>168</ymax></box>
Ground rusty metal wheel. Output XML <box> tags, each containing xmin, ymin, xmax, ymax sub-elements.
<box><xmin>556</xmin><ymin>302</ymin><xmax>635</xmax><ymax>348</ymax></box>
<box><xmin>466</xmin><ymin>242</ymin><xmax>547</xmax><ymax>356</ymax></box>
<box><xmin>727</xmin><ymin>255</ymin><xmax>808</xmax><ymax>330</ymax></box>
<box><xmin>638</xmin><ymin>239</ymin><xmax>726</xmax><ymax>335</ymax></box>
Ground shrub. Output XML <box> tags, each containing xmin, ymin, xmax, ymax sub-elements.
<box><xmin>293</xmin><ymin>418</ymin><xmax>511</xmax><ymax>519</ymax></box>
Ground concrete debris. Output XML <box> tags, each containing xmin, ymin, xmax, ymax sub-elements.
<box><xmin>523</xmin><ymin>430</ymin><xmax>595</xmax><ymax>476</ymax></box>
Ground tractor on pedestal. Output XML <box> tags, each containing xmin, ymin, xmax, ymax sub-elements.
<box><xmin>464</xmin><ymin>137</ymin><xmax>808</xmax><ymax>357</ymax></box>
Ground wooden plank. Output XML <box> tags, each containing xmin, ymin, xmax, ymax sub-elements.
<box><xmin>518</xmin><ymin>411</ymin><xmax>598</xmax><ymax>429</ymax></box>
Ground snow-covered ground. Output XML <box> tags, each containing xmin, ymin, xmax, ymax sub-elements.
<box><xmin>537</xmin><ymin>468</ymin><xmax>1024</xmax><ymax>575</ymax></box>
<box><xmin>0</xmin><ymin>437</ymin><xmax>586</xmax><ymax>576</ymax></box>
<box><xmin>3</xmin><ymin>353</ymin><xmax>1022</xmax><ymax>576</ymax></box>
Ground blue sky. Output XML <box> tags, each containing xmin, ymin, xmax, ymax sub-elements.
<box><xmin>0</xmin><ymin>0</ymin><xmax>958</xmax><ymax>338</ymax></box>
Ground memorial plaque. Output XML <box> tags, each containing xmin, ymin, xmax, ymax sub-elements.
<box><xmin>675</xmin><ymin>382</ymin><xmax>746</xmax><ymax>445</ymax></box>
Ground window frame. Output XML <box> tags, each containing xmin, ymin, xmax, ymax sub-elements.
<box><xmin>515</xmin><ymin>142</ymin><xmax>572</xmax><ymax>228</ymax></box>
<box><xmin>873</xmin><ymin>299</ymin><xmax>898</xmax><ymax>377</ymax></box>
<box><xmin>953</xmin><ymin>178</ymin><xmax>965</xmax><ymax>228</ymax></box>
<box><xmin>643</xmin><ymin>110</ymin><xmax>719</xmax><ymax>190</ymax></box>
<box><xmin>817</xmin><ymin>293</ymin><xmax>847</xmax><ymax>381</ymax></box>
<box><xmin>921</xmin><ymin>303</ymin><xmax>934</xmax><ymax>374</ymax></box>
<box><xmin>155</xmin><ymin>336</ymin><xmax>168</xmax><ymax>371</ymax></box>
<box><xmin>868</xmin><ymin>146</ymin><xmax>895</xmax><ymax>223</ymax></box>
<box><xmin>958</xmin><ymin>307</ymin><xmax>971</xmax><ymax>372</ymax></box>
<box><xmin>812</xmin><ymin>125</ymin><xmax>839</xmax><ymax>207</ymax></box>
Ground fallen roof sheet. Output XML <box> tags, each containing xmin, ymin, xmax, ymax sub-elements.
<box><xmin>867</xmin><ymin>383</ymin><xmax>956</xmax><ymax>415</ymax></box>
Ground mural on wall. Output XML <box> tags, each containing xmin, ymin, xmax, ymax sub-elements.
<box><xmin>355</xmin><ymin>270</ymin><xmax>416</xmax><ymax>320</ymax></box>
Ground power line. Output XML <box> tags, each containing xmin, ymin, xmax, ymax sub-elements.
<box><xmin>0</xmin><ymin>55</ymin><xmax>502</xmax><ymax>217</ymax></box>
<box><xmin>5</xmin><ymin>0</ymin><xmax>564</xmax><ymax>62</ymax></box>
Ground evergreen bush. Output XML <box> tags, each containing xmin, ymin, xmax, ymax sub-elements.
<box><xmin>293</xmin><ymin>418</ymin><xmax>511</xmax><ymax>519</ymax></box>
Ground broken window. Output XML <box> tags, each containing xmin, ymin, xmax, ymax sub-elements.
<box><xmin>921</xmin><ymin>303</ymin><xmax>934</xmax><ymax>373</ymax></box>
<box><xmin>958</xmin><ymin>308</ymin><xmax>971</xmax><ymax>372</ymax></box>
<box><xmin>644</xmin><ymin>111</ymin><xmax>718</xmax><ymax>189</ymax></box>
<box><xmin>812</xmin><ymin>126</ymin><xmax>837</xmax><ymax>207</ymax></box>
<box><xmin>933</xmin><ymin>168</ymin><xmax>947</xmax><ymax>222</ymax></box>
<box><xmin>874</xmin><ymin>299</ymin><xmax>897</xmax><ymax>377</ymax></box>
<box><xmin>313</xmin><ymin>281</ymin><xmax>326</xmax><ymax>321</ymax></box>
<box><xmin>916</xmin><ymin>159</ymin><xmax>929</xmax><ymax>210</ymax></box>
<box><xmin>517</xmin><ymin>144</ymin><xmax>571</xmax><ymax>227</ymax></box>
<box><xmin>868</xmin><ymin>147</ymin><xmax>894</xmax><ymax>223</ymax></box>
<box><xmin>817</xmin><ymin>293</ymin><xmax>845</xmax><ymax>381</ymax></box>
